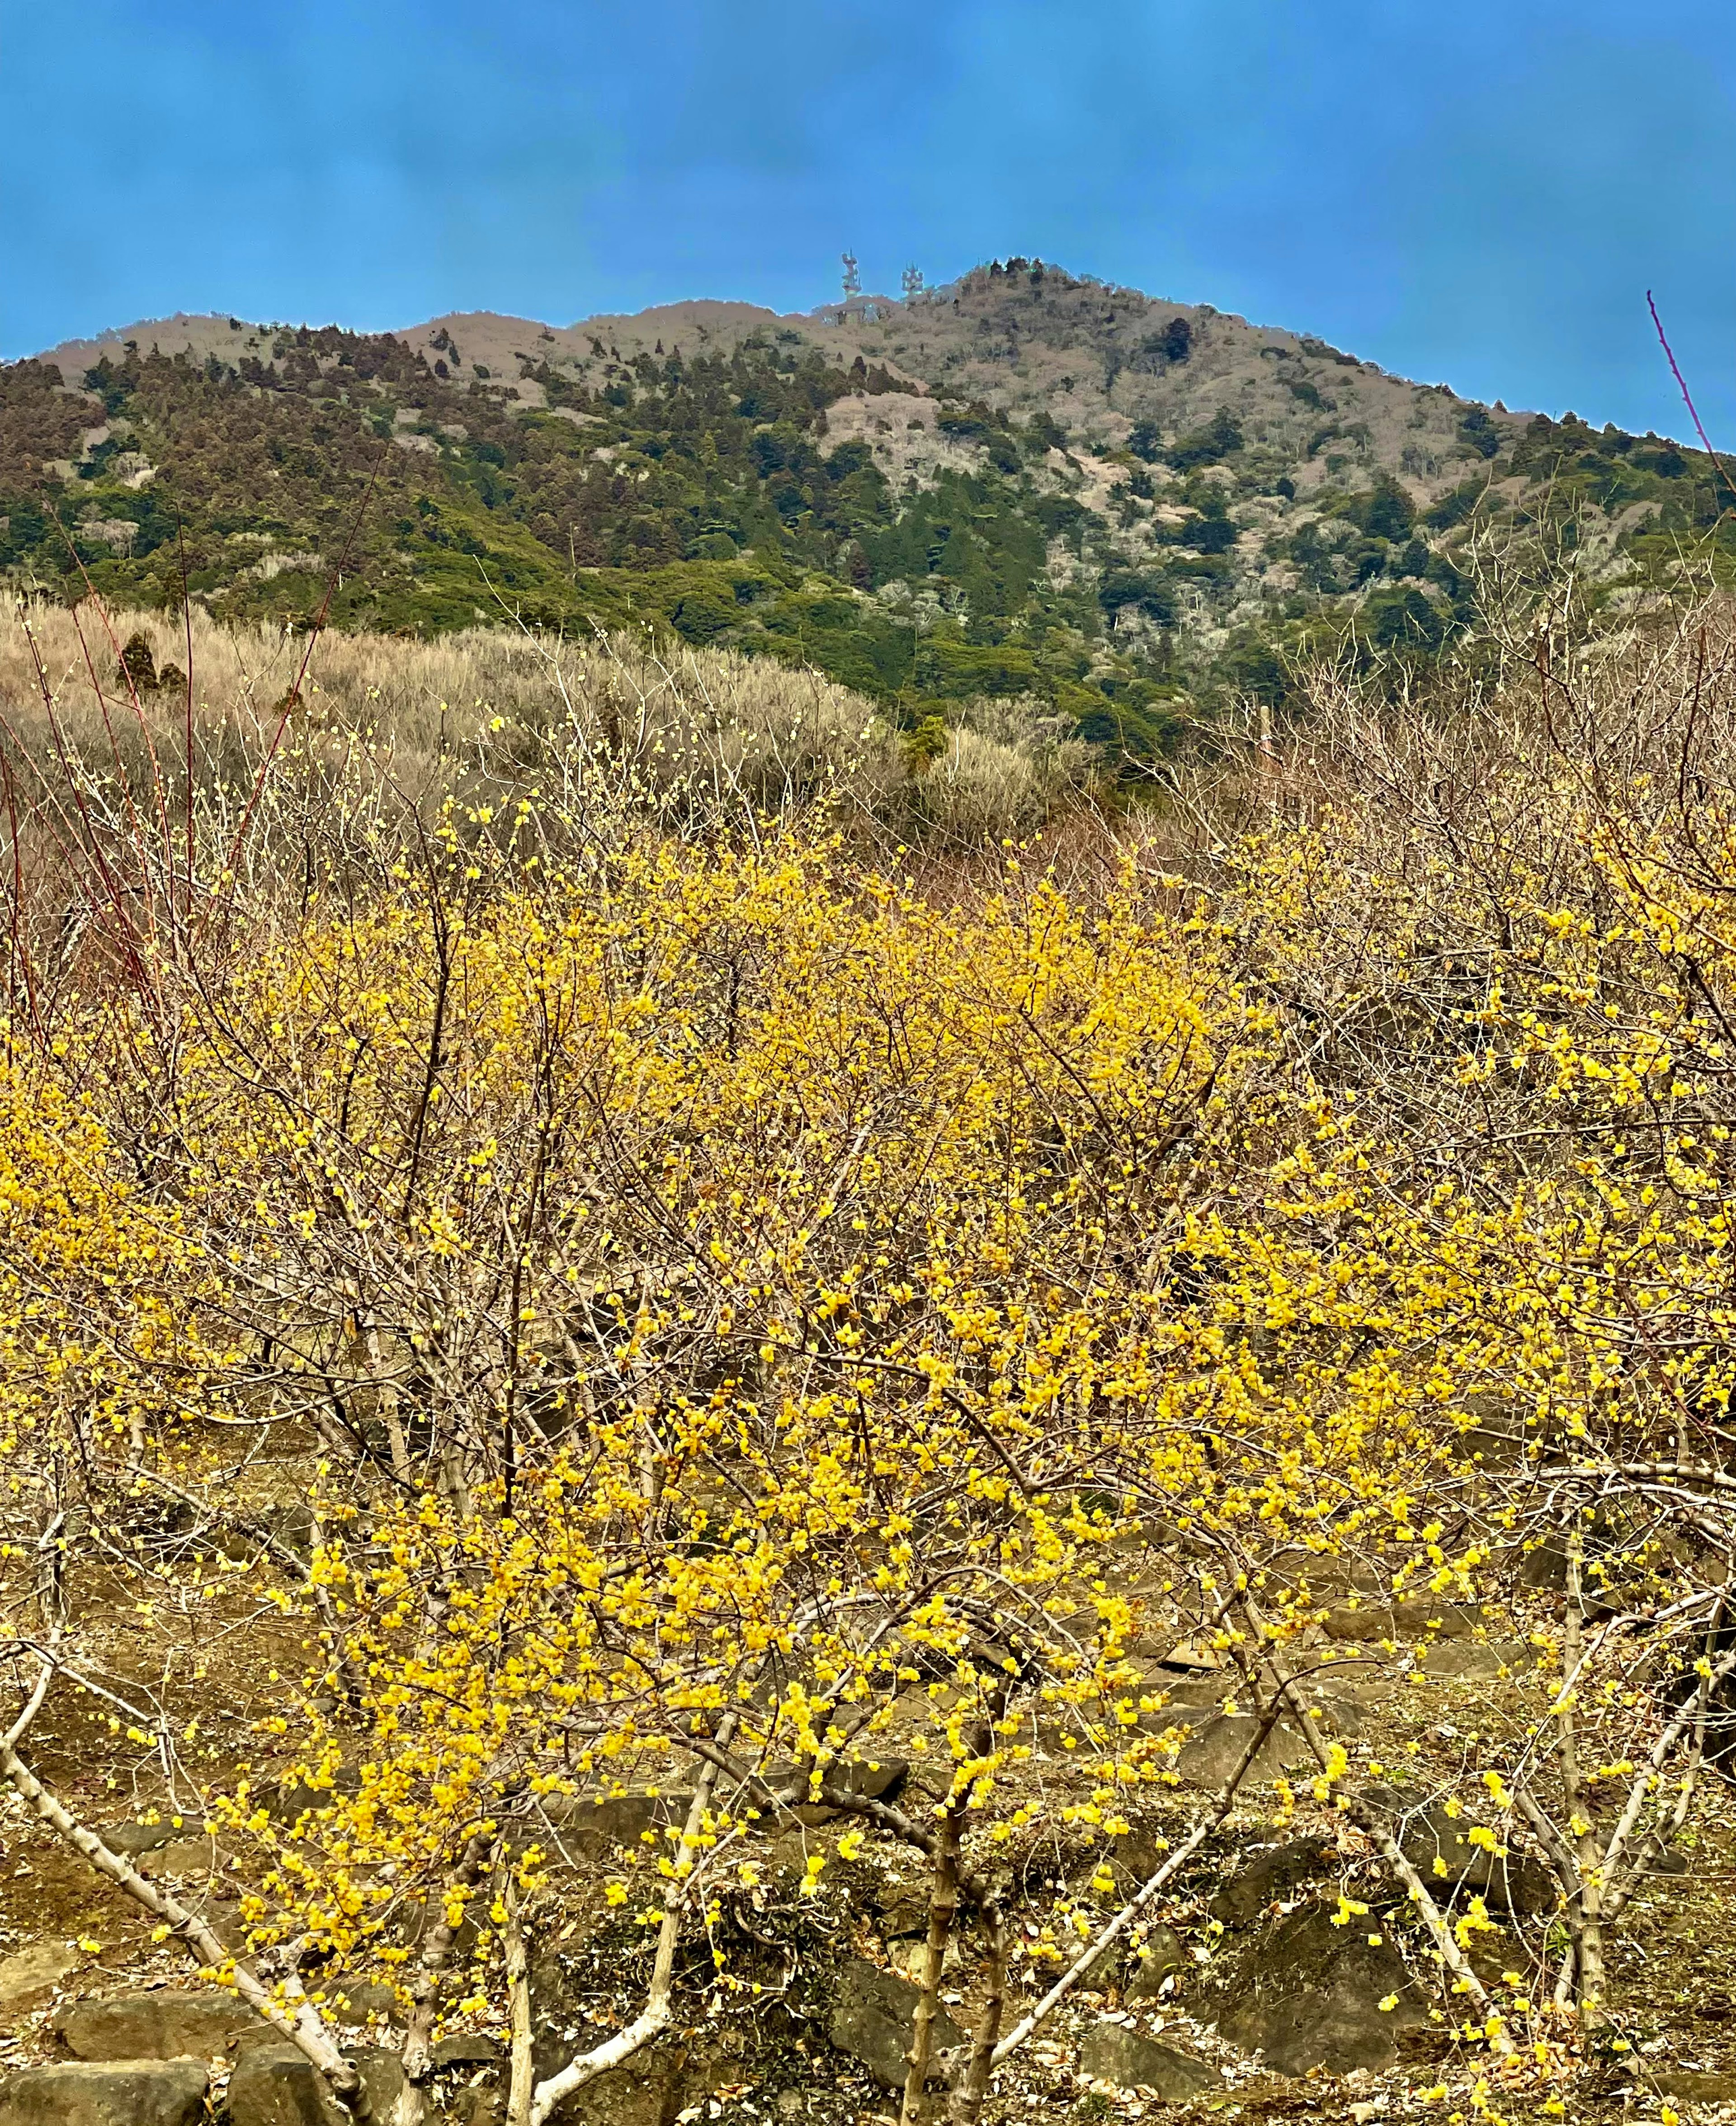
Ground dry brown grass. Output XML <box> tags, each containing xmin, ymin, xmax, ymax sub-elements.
<box><xmin>0</xmin><ymin>600</ymin><xmax>1096</xmax><ymax>862</ymax></box>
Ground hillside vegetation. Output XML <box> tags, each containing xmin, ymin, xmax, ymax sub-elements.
<box><xmin>10</xmin><ymin>264</ymin><xmax>1736</xmax><ymax>764</ymax></box>
<box><xmin>4</xmin><ymin>570</ymin><xmax>1736</xmax><ymax>2123</ymax></box>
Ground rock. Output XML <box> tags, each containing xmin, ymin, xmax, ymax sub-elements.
<box><xmin>95</xmin><ymin>1817</ymin><xmax>194</xmax><ymax>1857</ymax></box>
<box><xmin>452</xmin><ymin>2095</ymin><xmax>506</xmax><ymax>2126</ymax></box>
<box><xmin>268</xmin><ymin>1768</ymin><xmax>363</xmax><ymax>1824</ymax></box>
<box><xmin>1390</xmin><ymin>1601</ymin><xmax>1481</xmax><ymax>1641</ymax></box>
<box><xmin>1216</xmin><ymin>1904</ymin><xmax>1426</xmax><ymax>2075</ymax></box>
<box><xmin>1369</xmin><ymin>1788</ymin><xmax>1555</xmax><ymax>1915</ymax></box>
<box><xmin>226</xmin><ymin>2043</ymin><xmax>403</xmax><ymax>2126</ymax></box>
<box><xmin>548</xmin><ymin>1791</ymin><xmax>695</xmax><ymax>1857</ymax></box>
<box><xmin>781</xmin><ymin>1754</ymin><xmax>910</xmax><ymax>1826</ymax></box>
<box><xmin>1170</xmin><ymin>1714</ymin><xmax>1316</xmax><ymax>1788</ymax></box>
<box><xmin>826</xmin><ymin>1956</ymin><xmax>963</xmax><ymax>2089</ymax></box>
<box><xmin>889</xmin><ymin>1936</ymin><xmax>961</xmax><ymax>1984</ymax></box>
<box><xmin>1210</xmin><ymin>1840</ymin><xmax>1335</xmax><ymax>1926</ymax></box>
<box><xmin>0</xmin><ymin>2060</ymin><xmax>208</xmax><ymax>2126</ymax></box>
<box><xmin>0</xmin><ymin>1944</ymin><xmax>80</xmax><ymax>2013</ymax></box>
<box><xmin>1321</xmin><ymin>1606</ymin><xmax>1397</xmax><ymax>1644</ymax></box>
<box><xmin>551</xmin><ymin>2054</ymin><xmax>688</xmax><ymax>2126</ymax></box>
<box><xmin>1121</xmin><ymin>1923</ymin><xmax>1189</xmax><ymax>2000</ymax></box>
<box><xmin>142</xmin><ymin>1835</ymin><xmax>223</xmax><ymax>1879</ymax></box>
<box><xmin>1079</xmin><ymin>2022</ymin><xmax>1219</xmax><ymax>2098</ymax></box>
<box><xmin>323</xmin><ymin>1980</ymin><xmax>405</xmax><ymax>2026</ymax></box>
<box><xmin>1655</xmin><ymin>2069</ymin><xmax>1736</xmax><ymax>2101</ymax></box>
<box><xmin>54</xmin><ymin>1989</ymin><xmax>257</xmax><ymax>2060</ymax></box>
<box><xmin>1419</xmin><ymin>1640</ymin><xmax>1530</xmax><ymax>1682</ymax></box>
<box><xmin>431</xmin><ymin>2033</ymin><xmax>502</xmax><ymax>2067</ymax></box>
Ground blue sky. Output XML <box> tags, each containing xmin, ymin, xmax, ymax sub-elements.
<box><xmin>5</xmin><ymin>1</ymin><xmax>1736</xmax><ymax>438</ymax></box>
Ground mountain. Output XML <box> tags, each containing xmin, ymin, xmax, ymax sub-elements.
<box><xmin>5</xmin><ymin>262</ymin><xmax>1728</xmax><ymax>752</ymax></box>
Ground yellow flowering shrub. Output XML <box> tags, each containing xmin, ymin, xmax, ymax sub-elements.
<box><xmin>9</xmin><ymin>599</ymin><xmax>1736</xmax><ymax>2115</ymax></box>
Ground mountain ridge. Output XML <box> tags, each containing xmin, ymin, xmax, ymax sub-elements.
<box><xmin>35</xmin><ymin>278</ymin><xmax>1544</xmax><ymax>467</ymax></box>
<box><xmin>5</xmin><ymin>262</ymin><xmax>1726</xmax><ymax>750</ymax></box>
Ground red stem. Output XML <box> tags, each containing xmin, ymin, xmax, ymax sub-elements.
<box><xmin>178</xmin><ymin>520</ymin><xmax>196</xmax><ymax>914</ymax></box>
<box><xmin>1647</xmin><ymin>291</ymin><xmax>1736</xmax><ymax>499</ymax></box>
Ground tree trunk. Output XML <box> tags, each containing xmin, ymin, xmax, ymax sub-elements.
<box><xmin>901</xmin><ymin>1783</ymin><xmax>966</xmax><ymax>2126</ymax></box>
<box><xmin>947</xmin><ymin>1899</ymin><xmax>1005</xmax><ymax>2126</ymax></box>
<box><xmin>1561</xmin><ymin>1529</ymin><xmax>1607</xmax><ymax>2027</ymax></box>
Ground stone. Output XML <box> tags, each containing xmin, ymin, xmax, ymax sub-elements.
<box><xmin>826</xmin><ymin>1956</ymin><xmax>964</xmax><ymax>2089</ymax></box>
<box><xmin>1170</xmin><ymin>1714</ymin><xmax>1316</xmax><ymax>1788</ymax></box>
<box><xmin>431</xmin><ymin>2033</ymin><xmax>501</xmax><ymax>2067</ymax></box>
<box><xmin>1078</xmin><ymin>2022</ymin><xmax>1219</xmax><ymax>2098</ymax></box>
<box><xmin>142</xmin><ymin>1836</ymin><xmax>223</xmax><ymax>1879</ymax></box>
<box><xmin>1390</xmin><ymin>1601</ymin><xmax>1481</xmax><ymax>1641</ymax></box>
<box><xmin>778</xmin><ymin>1755</ymin><xmax>910</xmax><ymax>1826</ymax></box>
<box><xmin>225</xmin><ymin>2043</ymin><xmax>403</xmax><ymax>2126</ymax></box>
<box><xmin>268</xmin><ymin>1768</ymin><xmax>363</xmax><ymax>1824</ymax></box>
<box><xmin>1216</xmin><ymin>1904</ymin><xmax>1427</xmax><ymax>2075</ymax></box>
<box><xmin>54</xmin><ymin>1990</ymin><xmax>257</xmax><ymax>2060</ymax></box>
<box><xmin>323</xmin><ymin>1980</ymin><xmax>405</xmax><ymax>2026</ymax></box>
<box><xmin>1121</xmin><ymin>1923</ymin><xmax>1189</xmax><ymax>2001</ymax></box>
<box><xmin>1369</xmin><ymin>1788</ymin><xmax>1555</xmax><ymax>1916</ymax></box>
<box><xmin>553</xmin><ymin>2055</ymin><xmax>688</xmax><ymax>2126</ymax></box>
<box><xmin>1321</xmin><ymin>1606</ymin><xmax>1398</xmax><ymax>1644</ymax></box>
<box><xmin>1210</xmin><ymin>1840</ymin><xmax>1335</xmax><ymax>1927</ymax></box>
<box><xmin>1655</xmin><ymin>2070</ymin><xmax>1736</xmax><ymax>2101</ymax></box>
<box><xmin>1419</xmin><ymin>1640</ymin><xmax>1530</xmax><ymax>1682</ymax></box>
<box><xmin>548</xmin><ymin>1791</ymin><xmax>696</xmax><ymax>1857</ymax></box>
<box><xmin>0</xmin><ymin>2060</ymin><xmax>208</xmax><ymax>2126</ymax></box>
<box><xmin>0</xmin><ymin>1944</ymin><xmax>80</xmax><ymax>2013</ymax></box>
<box><xmin>95</xmin><ymin>1817</ymin><xmax>194</xmax><ymax>1857</ymax></box>
<box><xmin>889</xmin><ymin>1936</ymin><xmax>961</xmax><ymax>1984</ymax></box>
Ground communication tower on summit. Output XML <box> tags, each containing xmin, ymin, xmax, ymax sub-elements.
<box><xmin>841</xmin><ymin>252</ymin><xmax>862</xmax><ymax>300</ymax></box>
<box><xmin>901</xmin><ymin>265</ymin><xmax>925</xmax><ymax>302</ymax></box>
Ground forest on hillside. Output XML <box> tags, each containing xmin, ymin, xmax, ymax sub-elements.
<box><xmin>8</xmin><ymin>270</ymin><xmax>1736</xmax><ymax>767</ymax></box>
